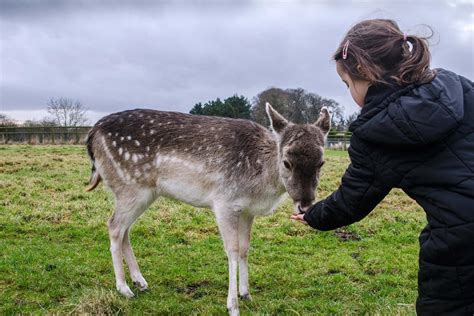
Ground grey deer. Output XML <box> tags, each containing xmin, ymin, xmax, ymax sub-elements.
<box><xmin>85</xmin><ymin>103</ymin><xmax>330</xmax><ymax>315</ymax></box>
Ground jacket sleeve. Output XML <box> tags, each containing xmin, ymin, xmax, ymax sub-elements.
<box><xmin>303</xmin><ymin>141</ymin><xmax>392</xmax><ymax>231</ymax></box>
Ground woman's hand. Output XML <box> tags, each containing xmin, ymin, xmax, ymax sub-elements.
<box><xmin>290</xmin><ymin>214</ymin><xmax>308</xmax><ymax>225</ymax></box>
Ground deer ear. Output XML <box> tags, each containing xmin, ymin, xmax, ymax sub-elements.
<box><xmin>265</xmin><ymin>102</ymin><xmax>288</xmax><ymax>134</ymax></box>
<box><xmin>315</xmin><ymin>107</ymin><xmax>331</xmax><ymax>136</ymax></box>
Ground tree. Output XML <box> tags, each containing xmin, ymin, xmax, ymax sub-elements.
<box><xmin>251</xmin><ymin>87</ymin><xmax>344</xmax><ymax>127</ymax></box>
<box><xmin>344</xmin><ymin>111</ymin><xmax>360</xmax><ymax>129</ymax></box>
<box><xmin>47</xmin><ymin>97</ymin><xmax>88</xmax><ymax>126</ymax></box>
<box><xmin>23</xmin><ymin>117</ymin><xmax>58</xmax><ymax>127</ymax></box>
<box><xmin>190</xmin><ymin>95</ymin><xmax>251</xmax><ymax>119</ymax></box>
<box><xmin>0</xmin><ymin>113</ymin><xmax>17</xmax><ymax>127</ymax></box>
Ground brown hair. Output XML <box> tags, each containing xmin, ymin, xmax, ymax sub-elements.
<box><xmin>334</xmin><ymin>19</ymin><xmax>436</xmax><ymax>86</ymax></box>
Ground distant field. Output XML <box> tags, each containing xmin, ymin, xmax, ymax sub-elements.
<box><xmin>0</xmin><ymin>145</ymin><xmax>425</xmax><ymax>315</ymax></box>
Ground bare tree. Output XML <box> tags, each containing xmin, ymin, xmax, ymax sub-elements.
<box><xmin>0</xmin><ymin>113</ymin><xmax>17</xmax><ymax>127</ymax></box>
<box><xmin>47</xmin><ymin>97</ymin><xmax>88</xmax><ymax>126</ymax></box>
<box><xmin>251</xmin><ymin>87</ymin><xmax>344</xmax><ymax>127</ymax></box>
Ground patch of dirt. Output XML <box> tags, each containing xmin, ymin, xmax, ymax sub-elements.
<box><xmin>334</xmin><ymin>228</ymin><xmax>361</xmax><ymax>241</ymax></box>
<box><xmin>176</xmin><ymin>280</ymin><xmax>210</xmax><ymax>298</ymax></box>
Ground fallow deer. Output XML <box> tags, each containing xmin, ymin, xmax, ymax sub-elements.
<box><xmin>85</xmin><ymin>103</ymin><xmax>330</xmax><ymax>315</ymax></box>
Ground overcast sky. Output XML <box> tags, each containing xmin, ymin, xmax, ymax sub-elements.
<box><xmin>1</xmin><ymin>0</ymin><xmax>473</xmax><ymax>124</ymax></box>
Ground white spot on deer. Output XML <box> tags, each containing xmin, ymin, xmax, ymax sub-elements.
<box><xmin>214</xmin><ymin>135</ymin><xmax>218</xmax><ymax>139</ymax></box>
<box><xmin>167</xmin><ymin>121</ymin><xmax>171</xmax><ymax>125</ymax></box>
<box><xmin>158</xmin><ymin>123</ymin><xmax>162</xmax><ymax>126</ymax></box>
<box><xmin>134</xmin><ymin>140</ymin><xmax>140</xmax><ymax>146</ymax></box>
<box><xmin>211</xmin><ymin>127</ymin><xmax>215</xmax><ymax>131</ymax></box>
<box><xmin>139</xmin><ymin>113</ymin><xmax>144</xmax><ymax>117</ymax></box>
<box><xmin>150</xmin><ymin>130</ymin><xmax>155</xmax><ymax>135</ymax></box>
<box><xmin>239</xmin><ymin>151</ymin><xmax>244</xmax><ymax>157</ymax></box>
<box><xmin>118</xmin><ymin>147</ymin><xmax>123</xmax><ymax>155</ymax></box>
<box><xmin>218</xmin><ymin>127</ymin><xmax>223</xmax><ymax>131</ymax></box>
<box><xmin>112</xmin><ymin>141</ymin><xmax>117</xmax><ymax>147</ymax></box>
<box><xmin>132</xmin><ymin>154</ymin><xmax>138</xmax><ymax>163</ymax></box>
<box><xmin>198</xmin><ymin>146</ymin><xmax>202</xmax><ymax>151</ymax></box>
<box><xmin>124</xmin><ymin>152</ymin><xmax>130</xmax><ymax>160</ymax></box>
<box><xmin>150</xmin><ymin>120</ymin><xmax>155</xmax><ymax>124</ymax></box>
<box><xmin>142</xmin><ymin>132</ymin><xmax>146</xmax><ymax>136</ymax></box>
<box><xmin>134</xmin><ymin>169</ymin><xmax>142</xmax><ymax>177</ymax></box>
<box><xmin>115</xmin><ymin>132</ymin><xmax>119</xmax><ymax>136</ymax></box>
<box><xmin>237</xmin><ymin>161</ymin><xmax>242</xmax><ymax>167</ymax></box>
<box><xmin>206</xmin><ymin>146</ymin><xmax>210</xmax><ymax>151</ymax></box>
<box><xmin>184</xmin><ymin>148</ymin><xmax>189</xmax><ymax>152</ymax></box>
<box><xmin>140</xmin><ymin>124</ymin><xmax>145</xmax><ymax>129</ymax></box>
<box><xmin>180</xmin><ymin>124</ymin><xmax>184</xmax><ymax>129</ymax></box>
<box><xmin>160</xmin><ymin>138</ymin><xmax>163</xmax><ymax>142</ymax></box>
<box><xmin>127</xmin><ymin>136</ymin><xmax>132</xmax><ymax>140</ymax></box>
<box><xmin>178</xmin><ymin>135</ymin><xmax>183</xmax><ymax>139</ymax></box>
<box><xmin>138</xmin><ymin>154</ymin><xmax>144</xmax><ymax>160</ymax></box>
<box><xmin>256</xmin><ymin>159</ymin><xmax>262</xmax><ymax>164</ymax></box>
<box><xmin>108</xmin><ymin>132</ymin><xmax>112</xmax><ymax>136</ymax></box>
<box><xmin>146</xmin><ymin>146</ymin><xmax>150</xmax><ymax>152</ymax></box>
<box><xmin>100</xmin><ymin>136</ymin><xmax>126</xmax><ymax>181</ymax></box>
<box><xmin>218</xmin><ymin>145</ymin><xmax>223</xmax><ymax>149</ymax></box>
<box><xmin>120</xmin><ymin>136</ymin><xmax>124</xmax><ymax>141</ymax></box>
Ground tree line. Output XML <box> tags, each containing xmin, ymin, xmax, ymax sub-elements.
<box><xmin>190</xmin><ymin>87</ymin><xmax>357</xmax><ymax>131</ymax></box>
<box><xmin>1</xmin><ymin>88</ymin><xmax>358</xmax><ymax>130</ymax></box>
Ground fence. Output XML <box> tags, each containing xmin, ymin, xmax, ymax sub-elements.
<box><xmin>326</xmin><ymin>130</ymin><xmax>352</xmax><ymax>150</ymax></box>
<box><xmin>0</xmin><ymin>126</ymin><xmax>91</xmax><ymax>145</ymax></box>
<box><xmin>0</xmin><ymin>126</ymin><xmax>352</xmax><ymax>149</ymax></box>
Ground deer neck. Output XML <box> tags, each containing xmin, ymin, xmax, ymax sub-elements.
<box><xmin>258</xmin><ymin>134</ymin><xmax>286</xmax><ymax>196</ymax></box>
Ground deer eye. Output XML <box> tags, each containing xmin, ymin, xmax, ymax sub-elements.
<box><xmin>283</xmin><ymin>160</ymin><xmax>292</xmax><ymax>170</ymax></box>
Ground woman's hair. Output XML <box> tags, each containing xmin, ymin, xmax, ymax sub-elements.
<box><xmin>334</xmin><ymin>19</ymin><xmax>436</xmax><ymax>86</ymax></box>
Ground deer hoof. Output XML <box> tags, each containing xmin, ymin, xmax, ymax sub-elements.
<box><xmin>227</xmin><ymin>297</ymin><xmax>239</xmax><ymax>316</ymax></box>
<box><xmin>239</xmin><ymin>293</ymin><xmax>252</xmax><ymax>301</ymax></box>
<box><xmin>133</xmin><ymin>277</ymin><xmax>149</xmax><ymax>291</ymax></box>
<box><xmin>117</xmin><ymin>284</ymin><xmax>135</xmax><ymax>298</ymax></box>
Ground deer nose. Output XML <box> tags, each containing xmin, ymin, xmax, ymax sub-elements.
<box><xmin>295</xmin><ymin>202</ymin><xmax>312</xmax><ymax>214</ymax></box>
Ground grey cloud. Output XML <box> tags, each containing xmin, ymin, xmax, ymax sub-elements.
<box><xmin>1</xmin><ymin>0</ymin><xmax>472</xmax><ymax>121</ymax></box>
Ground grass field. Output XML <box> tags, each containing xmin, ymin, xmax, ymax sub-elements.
<box><xmin>0</xmin><ymin>145</ymin><xmax>426</xmax><ymax>315</ymax></box>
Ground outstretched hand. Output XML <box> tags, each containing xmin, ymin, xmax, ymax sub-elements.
<box><xmin>290</xmin><ymin>213</ymin><xmax>308</xmax><ymax>225</ymax></box>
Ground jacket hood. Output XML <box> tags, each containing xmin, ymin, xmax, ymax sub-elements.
<box><xmin>349</xmin><ymin>69</ymin><xmax>465</xmax><ymax>146</ymax></box>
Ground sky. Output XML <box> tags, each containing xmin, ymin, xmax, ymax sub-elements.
<box><xmin>1</xmin><ymin>0</ymin><xmax>473</xmax><ymax>124</ymax></box>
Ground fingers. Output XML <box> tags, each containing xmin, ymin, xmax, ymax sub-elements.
<box><xmin>290</xmin><ymin>214</ymin><xmax>308</xmax><ymax>225</ymax></box>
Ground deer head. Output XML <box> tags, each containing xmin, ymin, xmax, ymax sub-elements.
<box><xmin>265</xmin><ymin>102</ymin><xmax>330</xmax><ymax>214</ymax></box>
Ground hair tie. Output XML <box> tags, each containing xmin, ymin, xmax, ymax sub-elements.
<box><xmin>342</xmin><ymin>40</ymin><xmax>350</xmax><ymax>60</ymax></box>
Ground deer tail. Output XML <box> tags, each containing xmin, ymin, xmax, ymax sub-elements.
<box><xmin>85</xmin><ymin>129</ymin><xmax>102</xmax><ymax>192</ymax></box>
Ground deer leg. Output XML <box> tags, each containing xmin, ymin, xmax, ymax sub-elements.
<box><xmin>109</xmin><ymin>188</ymin><xmax>155</xmax><ymax>297</ymax></box>
<box><xmin>214</xmin><ymin>208</ymin><xmax>240</xmax><ymax>316</ymax></box>
<box><xmin>122</xmin><ymin>226</ymin><xmax>148</xmax><ymax>290</ymax></box>
<box><xmin>238</xmin><ymin>213</ymin><xmax>254</xmax><ymax>301</ymax></box>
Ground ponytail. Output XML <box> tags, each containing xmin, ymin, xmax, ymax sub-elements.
<box><xmin>396</xmin><ymin>33</ymin><xmax>436</xmax><ymax>85</ymax></box>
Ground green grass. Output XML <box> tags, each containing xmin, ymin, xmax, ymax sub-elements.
<box><xmin>0</xmin><ymin>145</ymin><xmax>425</xmax><ymax>315</ymax></box>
